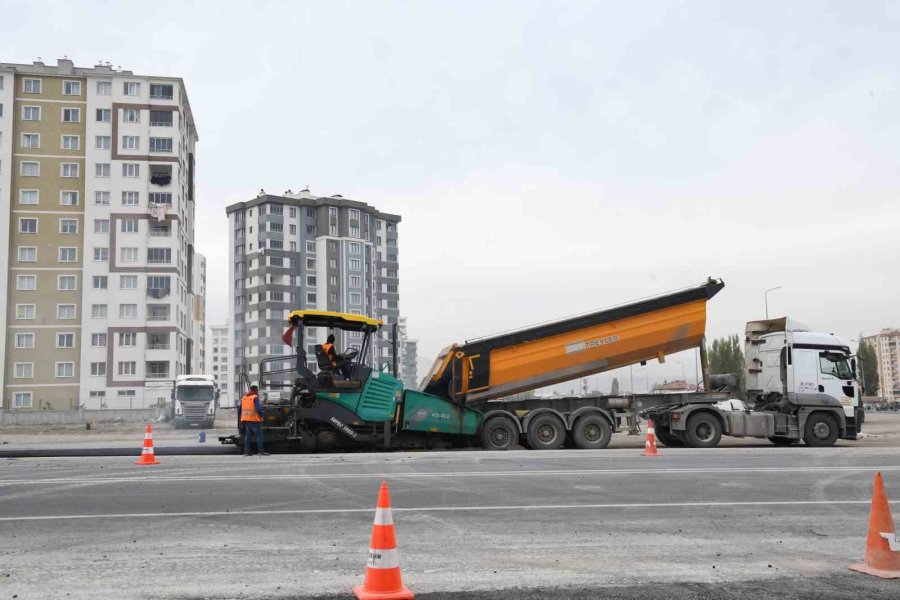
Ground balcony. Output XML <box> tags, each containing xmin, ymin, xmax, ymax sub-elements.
<box><xmin>147</xmin><ymin>287</ymin><xmax>170</xmax><ymax>299</ymax></box>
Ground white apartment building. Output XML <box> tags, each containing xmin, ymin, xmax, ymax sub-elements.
<box><xmin>0</xmin><ymin>58</ymin><xmax>202</xmax><ymax>410</ymax></box>
<box><xmin>863</xmin><ymin>328</ymin><xmax>900</xmax><ymax>400</ymax></box>
<box><xmin>209</xmin><ymin>324</ymin><xmax>232</xmax><ymax>406</ymax></box>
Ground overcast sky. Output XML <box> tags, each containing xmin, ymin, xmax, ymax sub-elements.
<box><xmin>5</xmin><ymin>1</ymin><xmax>899</xmax><ymax>392</ymax></box>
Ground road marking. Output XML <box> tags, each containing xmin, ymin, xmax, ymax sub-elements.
<box><xmin>0</xmin><ymin>499</ymin><xmax>897</xmax><ymax>523</ymax></box>
<box><xmin>1</xmin><ymin>465</ymin><xmax>898</xmax><ymax>486</ymax></box>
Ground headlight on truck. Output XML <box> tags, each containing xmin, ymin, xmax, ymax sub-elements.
<box><xmin>207</xmin><ymin>401</ymin><xmax>215</xmax><ymax>415</ymax></box>
<box><xmin>175</xmin><ymin>400</ymin><xmax>183</xmax><ymax>415</ymax></box>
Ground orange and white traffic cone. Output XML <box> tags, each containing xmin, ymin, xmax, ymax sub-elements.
<box><xmin>850</xmin><ymin>472</ymin><xmax>900</xmax><ymax>578</ymax></box>
<box><xmin>135</xmin><ymin>423</ymin><xmax>160</xmax><ymax>466</ymax></box>
<box><xmin>353</xmin><ymin>481</ymin><xmax>414</xmax><ymax>600</ymax></box>
<box><xmin>642</xmin><ymin>419</ymin><xmax>661</xmax><ymax>457</ymax></box>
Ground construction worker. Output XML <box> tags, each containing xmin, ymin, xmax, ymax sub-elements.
<box><xmin>239</xmin><ymin>385</ymin><xmax>268</xmax><ymax>456</ymax></box>
<box><xmin>320</xmin><ymin>334</ymin><xmax>352</xmax><ymax>378</ymax></box>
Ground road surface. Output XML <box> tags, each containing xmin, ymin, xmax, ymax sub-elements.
<box><xmin>1</xmin><ymin>443</ymin><xmax>898</xmax><ymax>599</ymax></box>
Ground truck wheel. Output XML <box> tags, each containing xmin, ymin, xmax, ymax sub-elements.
<box><xmin>481</xmin><ymin>417</ymin><xmax>518</xmax><ymax>451</ymax></box>
<box><xmin>655</xmin><ymin>424</ymin><xmax>685</xmax><ymax>447</ymax></box>
<box><xmin>768</xmin><ymin>436</ymin><xmax>798</xmax><ymax>446</ymax></box>
<box><xmin>526</xmin><ymin>414</ymin><xmax>566</xmax><ymax>450</ymax></box>
<box><xmin>803</xmin><ymin>413</ymin><xmax>839</xmax><ymax>447</ymax></box>
<box><xmin>684</xmin><ymin>413</ymin><xmax>722</xmax><ymax>448</ymax></box>
<box><xmin>572</xmin><ymin>414</ymin><xmax>612</xmax><ymax>449</ymax></box>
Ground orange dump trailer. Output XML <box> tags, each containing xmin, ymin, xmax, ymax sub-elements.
<box><xmin>422</xmin><ymin>278</ymin><xmax>725</xmax><ymax>405</ymax></box>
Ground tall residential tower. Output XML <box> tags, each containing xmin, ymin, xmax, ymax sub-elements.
<box><xmin>0</xmin><ymin>58</ymin><xmax>202</xmax><ymax>410</ymax></box>
<box><xmin>226</xmin><ymin>190</ymin><xmax>400</xmax><ymax>396</ymax></box>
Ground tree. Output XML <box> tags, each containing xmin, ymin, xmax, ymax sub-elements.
<box><xmin>707</xmin><ymin>334</ymin><xmax>745</xmax><ymax>395</ymax></box>
<box><xmin>857</xmin><ymin>337</ymin><xmax>880</xmax><ymax>397</ymax></box>
<box><xmin>611</xmin><ymin>377</ymin><xmax>620</xmax><ymax>395</ymax></box>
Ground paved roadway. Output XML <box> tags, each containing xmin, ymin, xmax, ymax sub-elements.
<box><xmin>1</xmin><ymin>445</ymin><xmax>898</xmax><ymax>599</ymax></box>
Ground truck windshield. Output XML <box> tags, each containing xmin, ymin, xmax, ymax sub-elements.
<box><xmin>819</xmin><ymin>354</ymin><xmax>852</xmax><ymax>379</ymax></box>
<box><xmin>177</xmin><ymin>387</ymin><xmax>215</xmax><ymax>401</ymax></box>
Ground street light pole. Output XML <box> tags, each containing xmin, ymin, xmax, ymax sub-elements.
<box><xmin>765</xmin><ymin>286</ymin><xmax>783</xmax><ymax>319</ymax></box>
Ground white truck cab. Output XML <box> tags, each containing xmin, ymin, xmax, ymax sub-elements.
<box><xmin>171</xmin><ymin>374</ymin><xmax>219</xmax><ymax>429</ymax></box>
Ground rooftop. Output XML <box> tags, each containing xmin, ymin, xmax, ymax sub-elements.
<box><xmin>225</xmin><ymin>189</ymin><xmax>401</xmax><ymax>222</ymax></box>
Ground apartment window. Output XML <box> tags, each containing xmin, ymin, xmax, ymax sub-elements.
<box><xmin>268</xmin><ymin>222</ymin><xmax>283</xmax><ymax>233</ymax></box>
<box><xmin>55</xmin><ymin>362</ymin><xmax>75</xmax><ymax>378</ymax></box>
<box><xmin>349</xmin><ymin>259</ymin><xmax>361</xmax><ymax>270</ymax></box>
<box><xmin>93</xmin><ymin>219</ymin><xmax>109</xmax><ymax>234</ymax></box>
<box><xmin>122</xmin><ymin>191</ymin><xmax>140</xmax><ymax>206</ymax></box>
<box><xmin>95</xmin><ymin>191</ymin><xmax>110</xmax><ymax>205</ymax></box>
<box><xmin>120</xmin><ymin>247</ymin><xmax>138</xmax><ymax>262</ymax></box>
<box><xmin>122</xmin><ymin>108</ymin><xmax>140</xmax><ymax>123</ymax></box>
<box><xmin>120</xmin><ymin>275</ymin><xmax>137</xmax><ymax>289</ymax></box>
<box><xmin>61</xmin><ymin>163</ymin><xmax>79</xmax><ymax>178</ymax></box>
<box><xmin>16</xmin><ymin>304</ymin><xmax>35</xmax><ymax>320</ymax></box>
<box><xmin>349</xmin><ymin>225</ymin><xmax>360</xmax><ymax>238</ymax></box>
<box><xmin>288</xmin><ymin>224</ymin><xmax>297</xmax><ymax>235</ymax></box>
<box><xmin>329</xmin><ymin>292</ymin><xmax>338</xmax><ymax>303</ymax></box>
<box><xmin>307</xmin><ymin>292</ymin><xmax>317</xmax><ymax>305</ymax></box>
<box><xmin>149</xmin><ymin>110</ymin><xmax>173</xmax><ymax>126</ymax></box>
<box><xmin>290</xmin><ymin>241</ymin><xmax>297</xmax><ymax>251</ymax></box>
<box><xmin>118</xmin><ymin>361</ymin><xmax>137</xmax><ymax>375</ymax></box>
<box><xmin>19</xmin><ymin>218</ymin><xmax>38</xmax><ymax>233</ymax></box>
<box><xmin>387</xmin><ymin>269</ymin><xmax>397</xmax><ymax>278</ymax></box>
<box><xmin>122</xmin><ymin>163</ymin><xmax>139</xmax><ymax>177</ymax></box>
<box><xmin>387</xmin><ymin>223</ymin><xmax>396</xmax><ymax>232</ymax></box>
<box><xmin>96</xmin><ymin>81</ymin><xmax>111</xmax><ymax>95</ymax></box>
<box><xmin>306</xmin><ymin>241</ymin><xmax>316</xmax><ymax>253</ymax></box>
<box><xmin>12</xmin><ymin>392</ymin><xmax>33</xmax><ymax>409</ymax></box>
<box><xmin>93</xmin><ymin>247</ymin><xmax>109</xmax><ymax>261</ymax></box>
<box><xmin>91</xmin><ymin>333</ymin><xmax>107</xmax><ymax>347</ymax></box>
<box><xmin>63</xmin><ymin>80</ymin><xmax>81</xmax><ymax>95</ymax></box>
<box><xmin>148</xmin><ymin>192</ymin><xmax>172</xmax><ymax>205</ymax></box>
<box><xmin>124</xmin><ymin>82</ymin><xmax>141</xmax><ymax>96</ymax></box>
<box><xmin>148</xmin><ymin>305</ymin><xmax>170</xmax><ymax>321</ymax></box>
<box><xmin>329</xmin><ymin>258</ymin><xmax>337</xmax><ymax>268</ymax></box>
<box><xmin>20</xmin><ymin>161</ymin><xmax>40</xmax><ymax>176</ymax></box>
<box><xmin>386</xmin><ymin>300</ymin><xmax>398</xmax><ymax>309</ymax></box>
<box><xmin>147</xmin><ymin>248</ymin><xmax>172</xmax><ymax>264</ymax></box>
<box><xmin>149</xmin><ymin>83</ymin><xmax>174</xmax><ymax>99</ymax></box>
<box><xmin>23</xmin><ymin>78</ymin><xmax>41</xmax><ymax>93</ymax></box>
<box><xmin>21</xmin><ymin>133</ymin><xmax>39</xmax><ymax>148</ymax></box>
<box><xmin>121</xmin><ymin>219</ymin><xmax>139</xmax><ymax>233</ymax></box>
<box><xmin>17</xmin><ymin>247</ymin><xmax>36</xmax><ymax>262</ymax></box>
<box><xmin>119</xmin><ymin>332</ymin><xmax>137</xmax><ymax>347</ymax></box>
<box><xmin>61</xmin><ymin>191</ymin><xmax>79</xmax><ymax>205</ymax></box>
<box><xmin>328</xmin><ymin>275</ymin><xmax>337</xmax><ymax>286</ymax></box>
<box><xmin>119</xmin><ymin>304</ymin><xmax>137</xmax><ymax>318</ymax></box>
<box><xmin>148</xmin><ymin>275</ymin><xmax>171</xmax><ymax>295</ymax></box>
<box><xmin>350</xmin><ymin>275</ymin><xmax>361</xmax><ymax>287</ymax></box>
<box><xmin>62</xmin><ymin>108</ymin><xmax>81</xmax><ymax>123</ymax></box>
<box><xmin>15</xmin><ymin>333</ymin><xmax>35</xmax><ymax>348</ymax></box>
<box><xmin>149</xmin><ymin>137</ymin><xmax>172</xmax><ymax>153</ymax></box>
<box><xmin>60</xmin><ymin>219</ymin><xmax>78</xmax><ymax>234</ymax></box>
<box><xmin>150</xmin><ymin>222</ymin><xmax>171</xmax><ymax>237</ymax></box>
<box><xmin>59</xmin><ymin>247</ymin><xmax>77</xmax><ymax>262</ymax></box>
<box><xmin>306</xmin><ymin>225</ymin><xmax>316</xmax><ymax>235</ymax></box>
<box><xmin>17</xmin><ymin>275</ymin><xmax>36</xmax><ymax>290</ymax></box>
<box><xmin>92</xmin><ymin>276</ymin><xmax>108</xmax><ymax>289</ymax></box>
<box><xmin>91</xmin><ymin>304</ymin><xmax>108</xmax><ymax>318</ymax></box>
<box><xmin>90</xmin><ymin>362</ymin><xmax>107</xmax><ymax>376</ymax></box>
<box><xmin>14</xmin><ymin>363</ymin><xmax>34</xmax><ymax>379</ymax></box>
<box><xmin>22</xmin><ymin>106</ymin><xmax>41</xmax><ymax>121</ymax></box>
<box><xmin>58</xmin><ymin>275</ymin><xmax>77</xmax><ymax>290</ymax></box>
<box><xmin>350</xmin><ymin>293</ymin><xmax>362</xmax><ymax>304</ymax></box>
<box><xmin>61</xmin><ymin>135</ymin><xmax>80</xmax><ymax>150</ymax></box>
<box><xmin>122</xmin><ymin>135</ymin><xmax>139</xmax><ymax>150</ymax></box>
<box><xmin>349</xmin><ymin>242</ymin><xmax>361</xmax><ymax>254</ymax></box>
<box><xmin>95</xmin><ymin>135</ymin><xmax>111</xmax><ymax>150</ymax></box>
<box><xmin>57</xmin><ymin>304</ymin><xmax>76</xmax><ymax>319</ymax></box>
<box><xmin>89</xmin><ymin>391</ymin><xmax>106</xmax><ymax>399</ymax></box>
<box><xmin>57</xmin><ymin>332</ymin><xmax>75</xmax><ymax>348</ymax></box>
<box><xmin>96</xmin><ymin>108</ymin><xmax>111</xmax><ymax>122</ymax></box>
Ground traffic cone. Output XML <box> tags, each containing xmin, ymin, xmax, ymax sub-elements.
<box><xmin>353</xmin><ymin>481</ymin><xmax>414</xmax><ymax>600</ymax></box>
<box><xmin>135</xmin><ymin>423</ymin><xmax>160</xmax><ymax>465</ymax></box>
<box><xmin>850</xmin><ymin>472</ymin><xmax>900</xmax><ymax>578</ymax></box>
<box><xmin>642</xmin><ymin>419</ymin><xmax>661</xmax><ymax>457</ymax></box>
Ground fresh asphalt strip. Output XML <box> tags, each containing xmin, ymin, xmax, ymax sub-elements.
<box><xmin>0</xmin><ymin>499</ymin><xmax>897</xmax><ymax>522</ymax></box>
<box><xmin>1</xmin><ymin>464</ymin><xmax>899</xmax><ymax>486</ymax></box>
<box><xmin>0</xmin><ymin>445</ymin><xmax>235</xmax><ymax>458</ymax></box>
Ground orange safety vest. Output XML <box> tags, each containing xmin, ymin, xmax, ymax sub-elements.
<box><xmin>240</xmin><ymin>393</ymin><xmax>262</xmax><ymax>423</ymax></box>
<box><xmin>321</xmin><ymin>343</ymin><xmax>338</xmax><ymax>366</ymax></box>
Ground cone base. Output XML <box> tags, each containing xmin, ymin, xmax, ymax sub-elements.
<box><xmin>642</xmin><ymin>451</ymin><xmax>661</xmax><ymax>456</ymax></box>
<box><xmin>849</xmin><ymin>563</ymin><xmax>900</xmax><ymax>579</ymax></box>
<box><xmin>353</xmin><ymin>583</ymin><xmax>414</xmax><ymax>600</ymax></box>
<box><xmin>135</xmin><ymin>458</ymin><xmax>160</xmax><ymax>465</ymax></box>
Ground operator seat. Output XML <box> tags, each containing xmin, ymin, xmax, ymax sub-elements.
<box><xmin>314</xmin><ymin>346</ymin><xmax>337</xmax><ymax>387</ymax></box>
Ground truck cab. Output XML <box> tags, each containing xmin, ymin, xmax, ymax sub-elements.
<box><xmin>171</xmin><ymin>375</ymin><xmax>219</xmax><ymax>429</ymax></box>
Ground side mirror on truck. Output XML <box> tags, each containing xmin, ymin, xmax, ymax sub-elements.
<box><xmin>851</xmin><ymin>357</ymin><xmax>857</xmax><ymax>379</ymax></box>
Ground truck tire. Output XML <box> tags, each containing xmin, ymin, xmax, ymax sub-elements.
<box><xmin>572</xmin><ymin>414</ymin><xmax>612</xmax><ymax>449</ymax></box>
<box><xmin>655</xmin><ymin>424</ymin><xmax>685</xmax><ymax>447</ymax></box>
<box><xmin>481</xmin><ymin>417</ymin><xmax>518</xmax><ymax>451</ymax></box>
<box><xmin>803</xmin><ymin>413</ymin><xmax>839</xmax><ymax>447</ymax></box>
<box><xmin>526</xmin><ymin>414</ymin><xmax>566</xmax><ymax>450</ymax></box>
<box><xmin>768</xmin><ymin>436</ymin><xmax>798</xmax><ymax>446</ymax></box>
<box><xmin>684</xmin><ymin>412</ymin><xmax>722</xmax><ymax>448</ymax></box>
